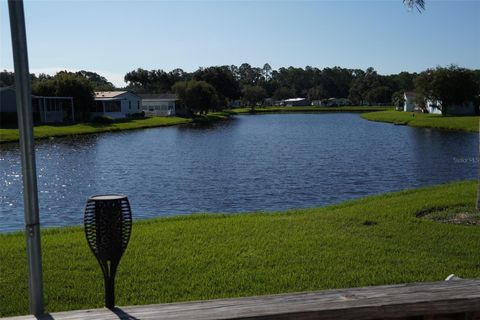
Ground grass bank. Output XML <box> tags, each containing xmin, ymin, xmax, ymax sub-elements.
<box><xmin>361</xmin><ymin>110</ymin><xmax>480</xmax><ymax>132</ymax></box>
<box><xmin>0</xmin><ymin>117</ymin><xmax>192</xmax><ymax>143</ymax></box>
<box><xmin>231</xmin><ymin>106</ymin><xmax>392</xmax><ymax>114</ymax></box>
<box><xmin>1</xmin><ymin>180</ymin><xmax>479</xmax><ymax>316</ymax></box>
<box><xmin>0</xmin><ymin>113</ymin><xmax>233</xmax><ymax>143</ymax></box>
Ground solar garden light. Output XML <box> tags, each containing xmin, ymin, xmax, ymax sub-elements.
<box><xmin>84</xmin><ymin>195</ymin><xmax>132</xmax><ymax>309</ymax></box>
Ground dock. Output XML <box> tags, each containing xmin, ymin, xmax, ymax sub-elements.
<box><xmin>3</xmin><ymin>279</ymin><xmax>480</xmax><ymax>320</ymax></box>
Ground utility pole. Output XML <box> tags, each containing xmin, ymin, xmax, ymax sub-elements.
<box><xmin>8</xmin><ymin>0</ymin><xmax>45</xmax><ymax>315</ymax></box>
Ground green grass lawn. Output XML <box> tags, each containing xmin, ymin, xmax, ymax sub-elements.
<box><xmin>361</xmin><ymin>110</ymin><xmax>480</xmax><ymax>132</ymax></box>
<box><xmin>0</xmin><ymin>116</ymin><xmax>193</xmax><ymax>143</ymax></box>
<box><xmin>1</xmin><ymin>180</ymin><xmax>479</xmax><ymax>316</ymax></box>
<box><xmin>231</xmin><ymin>106</ymin><xmax>392</xmax><ymax>114</ymax></box>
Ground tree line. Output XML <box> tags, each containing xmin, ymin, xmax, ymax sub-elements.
<box><xmin>1</xmin><ymin>64</ymin><xmax>479</xmax><ymax>118</ymax></box>
<box><xmin>124</xmin><ymin>64</ymin><xmax>416</xmax><ymax>107</ymax></box>
<box><xmin>124</xmin><ymin>64</ymin><xmax>480</xmax><ymax>115</ymax></box>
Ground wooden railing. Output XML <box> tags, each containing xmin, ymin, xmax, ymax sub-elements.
<box><xmin>3</xmin><ymin>279</ymin><xmax>480</xmax><ymax>320</ymax></box>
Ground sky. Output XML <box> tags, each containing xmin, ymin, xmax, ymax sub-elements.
<box><xmin>1</xmin><ymin>0</ymin><xmax>479</xmax><ymax>87</ymax></box>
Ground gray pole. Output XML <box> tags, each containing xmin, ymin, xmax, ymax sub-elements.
<box><xmin>8</xmin><ymin>0</ymin><xmax>45</xmax><ymax>315</ymax></box>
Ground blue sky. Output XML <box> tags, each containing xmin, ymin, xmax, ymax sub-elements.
<box><xmin>1</xmin><ymin>0</ymin><xmax>479</xmax><ymax>87</ymax></box>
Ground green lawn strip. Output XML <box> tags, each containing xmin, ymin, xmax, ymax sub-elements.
<box><xmin>361</xmin><ymin>110</ymin><xmax>480</xmax><ymax>132</ymax></box>
<box><xmin>0</xmin><ymin>112</ymin><xmax>234</xmax><ymax>143</ymax></box>
<box><xmin>231</xmin><ymin>106</ymin><xmax>392</xmax><ymax>114</ymax></box>
<box><xmin>0</xmin><ymin>116</ymin><xmax>193</xmax><ymax>143</ymax></box>
<box><xmin>1</xmin><ymin>180</ymin><xmax>479</xmax><ymax>316</ymax></box>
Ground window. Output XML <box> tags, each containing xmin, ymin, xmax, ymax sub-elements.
<box><xmin>105</xmin><ymin>100</ymin><xmax>121</xmax><ymax>112</ymax></box>
<box><xmin>129</xmin><ymin>101</ymin><xmax>131</xmax><ymax>110</ymax></box>
<box><xmin>91</xmin><ymin>101</ymin><xmax>103</xmax><ymax>112</ymax></box>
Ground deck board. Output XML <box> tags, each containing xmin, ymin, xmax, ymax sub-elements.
<box><xmin>3</xmin><ymin>280</ymin><xmax>480</xmax><ymax>320</ymax></box>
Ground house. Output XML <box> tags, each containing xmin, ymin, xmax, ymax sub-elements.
<box><xmin>0</xmin><ymin>86</ymin><xmax>74</xmax><ymax>124</ymax></box>
<box><xmin>426</xmin><ymin>100</ymin><xmax>442</xmax><ymax>114</ymax></box>
<box><xmin>403</xmin><ymin>91</ymin><xmax>477</xmax><ymax>115</ymax></box>
<box><xmin>93</xmin><ymin>91</ymin><xmax>141</xmax><ymax>119</ymax></box>
<box><xmin>426</xmin><ymin>100</ymin><xmax>476</xmax><ymax>115</ymax></box>
<box><xmin>403</xmin><ymin>92</ymin><xmax>416</xmax><ymax>112</ymax></box>
<box><xmin>284</xmin><ymin>98</ymin><xmax>311</xmax><ymax>107</ymax></box>
<box><xmin>139</xmin><ymin>93</ymin><xmax>179</xmax><ymax>116</ymax></box>
<box><xmin>229</xmin><ymin>99</ymin><xmax>242</xmax><ymax>108</ymax></box>
<box><xmin>312</xmin><ymin>98</ymin><xmax>352</xmax><ymax>107</ymax></box>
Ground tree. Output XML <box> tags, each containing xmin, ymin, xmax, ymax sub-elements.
<box><xmin>124</xmin><ymin>68</ymin><xmax>182</xmax><ymax>93</ymax></box>
<box><xmin>242</xmin><ymin>85</ymin><xmax>267</xmax><ymax>112</ymax></box>
<box><xmin>33</xmin><ymin>71</ymin><xmax>94</xmax><ymax>121</ymax></box>
<box><xmin>172</xmin><ymin>80</ymin><xmax>218</xmax><ymax>115</ymax></box>
<box><xmin>391</xmin><ymin>91</ymin><xmax>405</xmax><ymax>110</ymax></box>
<box><xmin>414</xmin><ymin>66</ymin><xmax>478</xmax><ymax>115</ymax></box>
<box><xmin>76</xmin><ymin>70</ymin><xmax>115</xmax><ymax>91</ymax></box>
<box><xmin>238</xmin><ymin>63</ymin><xmax>263</xmax><ymax>86</ymax></box>
<box><xmin>273</xmin><ymin>87</ymin><xmax>294</xmax><ymax>100</ymax></box>
<box><xmin>0</xmin><ymin>70</ymin><xmax>37</xmax><ymax>87</ymax></box>
<box><xmin>262</xmin><ymin>63</ymin><xmax>272</xmax><ymax>81</ymax></box>
<box><xmin>193</xmin><ymin>66</ymin><xmax>240</xmax><ymax>108</ymax></box>
<box><xmin>0</xmin><ymin>70</ymin><xmax>15</xmax><ymax>87</ymax></box>
<box><xmin>365</xmin><ymin>86</ymin><xmax>393</xmax><ymax>105</ymax></box>
<box><xmin>404</xmin><ymin>0</ymin><xmax>425</xmax><ymax>11</ymax></box>
<box><xmin>308</xmin><ymin>85</ymin><xmax>329</xmax><ymax>100</ymax></box>
<box><xmin>391</xmin><ymin>71</ymin><xmax>416</xmax><ymax>92</ymax></box>
<box><xmin>124</xmin><ymin>68</ymin><xmax>149</xmax><ymax>89</ymax></box>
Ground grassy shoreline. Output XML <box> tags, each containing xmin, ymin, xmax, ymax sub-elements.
<box><xmin>231</xmin><ymin>106</ymin><xmax>392</xmax><ymax>114</ymax></box>
<box><xmin>361</xmin><ymin>110</ymin><xmax>480</xmax><ymax>132</ymax></box>
<box><xmin>0</xmin><ymin>112</ymin><xmax>234</xmax><ymax>144</ymax></box>
<box><xmin>1</xmin><ymin>180</ymin><xmax>479</xmax><ymax>316</ymax></box>
<box><xmin>3</xmin><ymin>108</ymin><xmax>476</xmax><ymax>144</ymax></box>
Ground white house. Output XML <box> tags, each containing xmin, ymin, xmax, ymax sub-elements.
<box><xmin>403</xmin><ymin>91</ymin><xmax>416</xmax><ymax>112</ymax></box>
<box><xmin>426</xmin><ymin>100</ymin><xmax>476</xmax><ymax>115</ymax></box>
<box><xmin>284</xmin><ymin>98</ymin><xmax>310</xmax><ymax>106</ymax></box>
<box><xmin>403</xmin><ymin>91</ymin><xmax>477</xmax><ymax>115</ymax></box>
<box><xmin>312</xmin><ymin>98</ymin><xmax>352</xmax><ymax>107</ymax></box>
<box><xmin>426</xmin><ymin>100</ymin><xmax>442</xmax><ymax>114</ymax></box>
<box><xmin>93</xmin><ymin>91</ymin><xmax>141</xmax><ymax>119</ymax></box>
<box><xmin>139</xmin><ymin>93</ymin><xmax>178</xmax><ymax>116</ymax></box>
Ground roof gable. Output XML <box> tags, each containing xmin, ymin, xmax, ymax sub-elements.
<box><xmin>139</xmin><ymin>93</ymin><xmax>178</xmax><ymax>100</ymax></box>
<box><xmin>94</xmin><ymin>91</ymin><xmax>141</xmax><ymax>99</ymax></box>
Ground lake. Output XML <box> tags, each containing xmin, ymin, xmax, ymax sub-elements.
<box><xmin>0</xmin><ymin>113</ymin><xmax>477</xmax><ymax>232</ymax></box>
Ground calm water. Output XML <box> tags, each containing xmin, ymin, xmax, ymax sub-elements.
<box><xmin>0</xmin><ymin>113</ymin><xmax>477</xmax><ymax>232</ymax></box>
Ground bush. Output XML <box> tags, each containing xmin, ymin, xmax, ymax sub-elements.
<box><xmin>91</xmin><ymin>115</ymin><xmax>114</xmax><ymax>124</ymax></box>
<box><xmin>128</xmin><ymin>111</ymin><xmax>145</xmax><ymax>119</ymax></box>
<box><xmin>0</xmin><ymin>112</ymin><xmax>18</xmax><ymax>128</ymax></box>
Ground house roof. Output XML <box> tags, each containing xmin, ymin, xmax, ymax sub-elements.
<box><xmin>284</xmin><ymin>98</ymin><xmax>308</xmax><ymax>102</ymax></box>
<box><xmin>94</xmin><ymin>91</ymin><xmax>141</xmax><ymax>99</ymax></box>
<box><xmin>139</xmin><ymin>93</ymin><xmax>178</xmax><ymax>100</ymax></box>
<box><xmin>94</xmin><ymin>91</ymin><xmax>129</xmax><ymax>98</ymax></box>
<box><xmin>0</xmin><ymin>86</ymin><xmax>15</xmax><ymax>92</ymax></box>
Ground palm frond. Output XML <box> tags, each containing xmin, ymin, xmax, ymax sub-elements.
<box><xmin>404</xmin><ymin>0</ymin><xmax>425</xmax><ymax>12</ymax></box>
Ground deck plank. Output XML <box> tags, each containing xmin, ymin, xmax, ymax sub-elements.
<box><xmin>3</xmin><ymin>280</ymin><xmax>480</xmax><ymax>320</ymax></box>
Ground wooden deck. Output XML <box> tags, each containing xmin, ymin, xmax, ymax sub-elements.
<box><xmin>3</xmin><ymin>279</ymin><xmax>480</xmax><ymax>320</ymax></box>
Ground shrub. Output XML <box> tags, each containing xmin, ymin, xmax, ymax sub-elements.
<box><xmin>91</xmin><ymin>115</ymin><xmax>114</xmax><ymax>124</ymax></box>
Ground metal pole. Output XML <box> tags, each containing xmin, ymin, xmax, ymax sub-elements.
<box><xmin>71</xmin><ymin>97</ymin><xmax>75</xmax><ymax>122</ymax></box>
<box><xmin>8</xmin><ymin>0</ymin><xmax>45</xmax><ymax>316</ymax></box>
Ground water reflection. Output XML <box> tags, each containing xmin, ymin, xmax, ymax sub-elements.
<box><xmin>0</xmin><ymin>114</ymin><xmax>477</xmax><ymax>232</ymax></box>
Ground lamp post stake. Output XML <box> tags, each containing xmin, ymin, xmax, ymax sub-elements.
<box><xmin>8</xmin><ymin>0</ymin><xmax>45</xmax><ymax>315</ymax></box>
